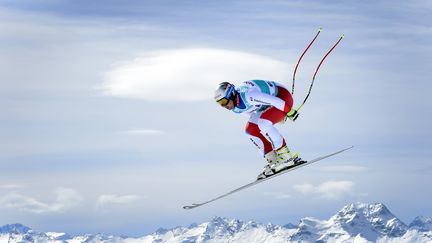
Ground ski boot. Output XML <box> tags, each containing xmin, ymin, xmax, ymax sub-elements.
<box><xmin>257</xmin><ymin>146</ymin><xmax>302</xmax><ymax>180</ymax></box>
<box><xmin>257</xmin><ymin>151</ymin><xmax>278</xmax><ymax>180</ymax></box>
<box><xmin>272</xmin><ymin>145</ymin><xmax>301</xmax><ymax>174</ymax></box>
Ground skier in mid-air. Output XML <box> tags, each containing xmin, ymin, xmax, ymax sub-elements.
<box><xmin>214</xmin><ymin>80</ymin><xmax>300</xmax><ymax>180</ymax></box>
<box><xmin>184</xmin><ymin>30</ymin><xmax>347</xmax><ymax>209</ymax></box>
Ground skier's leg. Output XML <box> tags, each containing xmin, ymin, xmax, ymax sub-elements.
<box><xmin>245</xmin><ymin>113</ymin><xmax>277</xmax><ymax>164</ymax></box>
<box><xmin>256</xmin><ymin>116</ymin><xmax>286</xmax><ymax>150</ymax></box>
<box><xmin>257</xmin><ymin>113</ymin><xmax>298</xmax><ymax>176</ymax></box>
<box><xmin>258</xmin><ymin>86</ymin><xmax>299</xmax><ymax>167</ymax></box>
<box><xmin>246</xmin><ymin>120</ymin><xmax>279</xmax><ymax>179</ymax></box>
<box><xmin>259</xmin><ymin>84</ymin><xmax>294</xmax><ymax>148</ymax></box>
<box><xmin>258</xmin><ymin>109</ymin><xmax>298</xmax><ymax>160</ymax></box>
<box><xmin>245</xmin><ymin>122</ymin><xmax>272</xmax><ymax>156</ymax></box>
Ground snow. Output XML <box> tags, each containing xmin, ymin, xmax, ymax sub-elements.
<box><xmin>0</xmin><ymin>202</ymin><xmax>431</xmax><ymax>243</ymax></box>
<box><xmin>377</xmin><ymin>229</ymin><xmax>432</xmax><ymax>243</ymax></box>
<box><xmin>409</xmin><ymin>216</ymin><xmax>432</xmax><ymax>232</ymax></box>
<box><xmin>0</xmin><ymin>234</ymin><xmax>10</xmax><ymax>243</ymax></box>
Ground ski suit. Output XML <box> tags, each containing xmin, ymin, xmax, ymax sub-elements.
<box><xmin>232</xmin><ymin>80</ymin><xmax>294</xmax><ymax>156</ymax></box>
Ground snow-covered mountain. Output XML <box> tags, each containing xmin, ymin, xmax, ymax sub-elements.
<box><xmin>409</xmin><ymin>216</ymin><xmax>432</xmax><ymax>232</ymax></box>
<box><xmin>1</xmin><ymin>203</ymin><xmax>431</xmax><ymax>243</ymax></box>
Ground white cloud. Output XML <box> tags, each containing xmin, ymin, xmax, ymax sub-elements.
<box><xmin>121</xmin><ymin>129</ymin><xmax>166</xmax><ymax>136</ymax></box>
<box><xmin>293</xmin><ymin>180</ymin><xmax>354</xmax><ymax>200</ymax></box>
<box><xmin>100</xmin><ymin>48</ymin><xmax>288</xmax><ymax>101</ymax></box>
<box><xmin>293</xmin><ymin>184</ymin><xmax>315</xmax><ymax>194</ymax></box>
<box><xmin>0</xmin><ymin>188</ymin><xmax>83</xmax><ymax>214</ymax></box>
<box><xmin>0</xmin><ymin>184</ymin><xmax>25</xmax><ymax>190</ymax></box>
<box><xmin>96</xmin><ymin>194</ymin><xmax>143</xmax><ymax>207</ymax></box>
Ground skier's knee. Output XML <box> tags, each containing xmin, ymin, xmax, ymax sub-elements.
<box><xmin>257</xmin><ymin>118</ymin><xmax>273</xmax><ymax>132</ymax></box>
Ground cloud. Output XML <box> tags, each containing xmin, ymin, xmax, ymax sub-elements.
<box><xmin>0</xmin><ymin>184</ymin><xmax>25</xmax><ymax>190</ymax></box>
<box><xmin>121</xmin><ymin>129</ymin><xmax>166</xmax><ymax>136</ymax></box>
<box><xmin>96</xmin><ymin>194</ymin><xmax>143</xmax><ymax>207</ymax></box>
<box><xmin>293</xmin><ymin>180</ymin><xmax>354</xmax><ymax>200</ymax></box>
<box><xmin>293</xmin><ymin>184</ymin><xmax>315</xmax><ymax>194</ymax></box>
<box><xmin>0</xmin><ymin>188</ymin><xmax>83</xmax><ymax>214</ymax></box>
<box><xmin>100</xmin><ymin>48</ymin><xmax>288</xmax><ymax>101</ymax></box>
<box><xmin>263</xmin><ymin>191</ymin><xmax>292</xmax><ymax>199</ymax></box>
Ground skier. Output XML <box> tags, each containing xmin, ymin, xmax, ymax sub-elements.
<box><xmin>214</xmin><ymin>80</ymin><xmax>300</xmax><ymax>180</ymax></box>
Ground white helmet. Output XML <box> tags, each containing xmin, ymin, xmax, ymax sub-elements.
<box><xmin>214</xmin><ymin>82</ymin><xmax>236</xmax><ymax>106</ymax></box>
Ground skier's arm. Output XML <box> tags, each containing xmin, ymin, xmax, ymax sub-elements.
<box><xmin>247</xmin><ymin>90</ymin><xmax>291</xmax><ymax>113</ymax></box>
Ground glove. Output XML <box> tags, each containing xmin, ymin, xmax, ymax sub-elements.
<box><xmin>286</xmin><ymin>109</ymin><xmax>299</xmax><ymax>122</ymax></box>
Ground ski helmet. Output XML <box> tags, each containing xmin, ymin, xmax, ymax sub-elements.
<box><xmin>214</xmin><ymin>82</ymin><xmax>236</xmax><ymax>106</ymax></box>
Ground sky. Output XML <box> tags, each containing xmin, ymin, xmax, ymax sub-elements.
<box><xmin>0</xmin><ymin>0</ymin><xmax>431</xmax><ymax>237</ymax></box>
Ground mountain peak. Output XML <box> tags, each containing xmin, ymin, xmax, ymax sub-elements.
<box><xmin>0</xmin><ymin>223</ymin><xmax>31</xmax><ymax>234</ymax></box>
<box><xmin>330</xmin><ymin>202</ymin><xmax>407</xmax><ymax>239</ymax></box>
<box><xmin>409</xmin><ymin>216</ymin><xmax>432</xmax><ymax>232</ymax></box>
<box><xmin>205</xmin><ymin>216</ymin><xmax>245</xmax><ymax>236</ymax></box>
<box><xmin>209</xmin><ymin>216</ymin><xmax>229</xmax><ymax>225</ymax></box>
<box><xmin>339</xmin><ymin>202</ymin><xmax>389</xmax><ymax>215</ymax></box>
<box><xmin>333</xmin><ymin>202</ymin><xmax>396</xmax><ymax>222</ymax></box>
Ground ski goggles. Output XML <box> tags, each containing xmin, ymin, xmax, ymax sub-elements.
<box><xmin>217</xmin><ymin>97</ymin><xmax>230</xmax><ymax>106</ymax></box>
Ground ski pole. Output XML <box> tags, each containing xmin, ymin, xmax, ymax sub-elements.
<box><xmin>296</xmin><ymin>34</ymin><xmax>345</xmax><ymax>112</ymax></box>
<box><xmin>292</xmin><ymin>27</ymin><xmax>322</xmax><ymax>95</ymax></box>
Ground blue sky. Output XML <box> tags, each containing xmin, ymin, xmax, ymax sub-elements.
<box><xmin>0</xmin><ymin>0</ymin><xmax>431</xmax><ymax>237</ymax></box>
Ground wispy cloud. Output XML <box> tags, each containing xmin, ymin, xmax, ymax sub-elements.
<box><xmin>121</xmin><ymin>129</ymin><xmax>166</xmax><ymax>136</ymax></box>
<box><xmin>0</xmin><ymin>188</ymin><xmax>83</xmax><ymax>214</ymax></box>
<box><xmin>100</xmin><ymin>48</ymin><xmax>288</xmax><ymax>101</ymax></box>
<box><xmin>0</xmin><ymin>184</ymin><xmax>25</xmax><ymax>190</ymax></box>
<box><xmin>293</xmin><ymin>180</ymin><xmax>354</xmax><ymax>200</ymax></box>
<box><xmin>96</xmin><ymin>194</ymin><xmax>143</xmax><ymax>207</ymax></box>
<box><xmin>263</xmin><ymin>191</ymin><xmax>291</xmax><ymax>200</ymax></box>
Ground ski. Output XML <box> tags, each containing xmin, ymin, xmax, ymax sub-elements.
<box><xmin>183</xmin><ymin>146</ymin><xmax>353</xmax><ymax>210</ymax></box>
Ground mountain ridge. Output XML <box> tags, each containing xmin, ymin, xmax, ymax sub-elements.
<box><xmin>1</xmin><ymin>202</ymin><xmax>431</xmax><ymax>243</ymax></box>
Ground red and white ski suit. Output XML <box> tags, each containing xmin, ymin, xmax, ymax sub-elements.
<box><xmin>232</xmin><ymin>80</ymin><xmax>293</xmax><ymax>156</ymax></box>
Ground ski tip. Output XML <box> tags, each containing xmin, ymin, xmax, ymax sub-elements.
<box><xmin>183</xmin><ymin>203</ymin><xmax>201</xmax><ymax>210</ymax></box>
<box><xmin>341</xmin><ymin>34</ymin><xmax>345</xmax><ymax>39</ymax></box>
<box><xmin>318</xmin><ymin>27</ymin><xmax>323</xmax><ymax>32</ymax></box>
<box><xmin>344</xmin><ymin>145</ymin><xmax>354</xmax><ymax>151</ymax></box>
